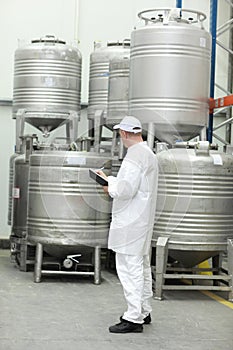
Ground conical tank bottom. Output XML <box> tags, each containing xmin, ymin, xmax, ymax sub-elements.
<box><xmin>130</xmin><ymin>109</ymin><xmax>206</xmax><ymax>145</ymax></box>
<box><xmin>44</xmin><ymin>245</ymin><xmax>93</xmax><ymax>260</ymax></box>
<box><xmin>153</xmin><ymin>124</ymin><xmax>205</xmax><ymax>145</ymax></box>
<box><xmin>169</xmin><ymin>250</ymin><xmax>219</xmax><ymax>268</ymax></box>
<box><xmin>25</xmin><ymin>114</ymin><xmax>69</xmax><ymax>133</ymax></box>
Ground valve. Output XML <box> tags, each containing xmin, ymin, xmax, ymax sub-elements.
<box><xmin>63</xmin><ymin>258</ymin><xmax>73</xmax><ymax>269</ymax></box>
<box><xmin>63</xmin><ymin>254</ymin><xmax>81</xmax><ymax>269</ymax></box>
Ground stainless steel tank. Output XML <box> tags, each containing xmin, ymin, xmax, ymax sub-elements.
<box><xmin>153</xmin><ymin>143</ymin><xmax>233</xmax><ymax>267</ymax></box>
<box><xmin>88</xmin><ymin>40</ymin><xmax>130</xmax><ymax>122</ymax></box>
<box><xmin>27</xmin><ymin>151</ymin><xmax>112</xmax><ymax>255</ymax></box>
<box><xmin>106</xmin><ymin>56</ymin><xmax>130</xmax><ymax>128</ymax></box>
<box><xmin>13</xmin><ymin>35</ymin><xmax>82</xmax><ymax>132</ymax></box>
<box><xmin>129</xmin><ymin>9</ymin><xmax>211</xmax><ymax>144</ymax></box>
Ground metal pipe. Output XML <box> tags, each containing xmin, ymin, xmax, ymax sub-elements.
<box><xmin>227</xmin><ymin>6</ymin><xmax>233</xmax><ymax>145</ymax></box>
<box><xmin>74</xmin><ymin>0</ymin><xmax>80</xmax><ymax>43</ymax></box>
<box><xmin>217</xmin><ymin>24</ymin><xmax>233</xmax><ymax>38</ymax></box>
<box><xmin>214</xmin><ymin>106</ymin><xmax>230</xmax><ymax>115</ymax></box>
<box><xmin>118</xmin><ymin>138</ymin><xmax>125</xmax><ymax>160</ymax></box>
<box><xmin>215</xmin><ymin>83</ymin><xmax>231</xmax><ymax>95</ymax></box>
<box><xmin>200</xmin><ymin>126</ymin><xmax>207</xmax><ymax>141</ymax></box>
<box><xmin>208</xmin><ymin>0</ymin><xmax>218</xmax><ymax>143</ymax></box>
<box><xmin>217</xmin><ymin>17</ymin><xmax>233</xmax><ymax>33</ymax></box>
<box><xmin>212</xmin><ymin>133</ymin><xmax>230</xmax><ymax>145</ymax></box>
<box><xmin>34</xmin><ymin>243</ymin><xmax>43</xmax><ymax>283</ymax></box>
<box><xmin>0</xmin><ymin>99</ymin><xmax>12</xmax><ymax>106</ymax></box>
<box><xmin>147</xmin><ymin>122</ymin><xmax>155</xmax><ymax>150</ymax></box>
<box><xmin>224</xmin><ymin>0</ymin><xmax>233</xmax><ymax>8</ymax></box>
<box><xmin>226</xmin><ymin>5</ymin><xmax>233</xmax><ymax>145</ymax></box>
<box><xmin>41</xmin><ymin>270</ymin><xmax>94</xmax><ymax>276</ymax></box>
<box><xmin>213</xmin><ymin>116</ymin><xmax>233</xmax><ymax>131</ymax></box>
<box><xmin>94</xmin><ymin>245</ymin><xmax>101</xmax><ymax>285</ymax></box>
<box><xmin>216</xmin><ymin>40</ymin><xmax>233</xmax><ymax>55</ymax></box>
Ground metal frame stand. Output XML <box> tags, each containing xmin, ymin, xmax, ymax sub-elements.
<box><xmin>16</xmin><ymin>109</ymin><xmax>80</xmax><ymax>147</ymax></box>
<box><xmin>93</xmin><ymin>109</ymin><xmax>104</xmax><ymax>152</ymax></box>
<box><xmin>10</xmin><ymin>236</ymin><xmax>36</xmax><ymax>272</ymax></box>
<box><xmin>19</xmin><ymin>239</ymin><xmax>35</xmax><ymax>272</ymax></box>
<box><xmin>65</xmin><ymin>110</ymin><xmax>80</xmax><ymax>142</ymax></box>
<box><xmin>15</xmin><ymin>109</ymin><xmax>26</xmax><ymax>152</ymax></box>
<box><xmin>152</xmin><ymin>237</ymin><xmax>233</xmax><ymax>301</ymax></box>
<box><xmin>34</xmin><ymin>243</ymin><xmax>102</xmax><ymax>284</ymax></box>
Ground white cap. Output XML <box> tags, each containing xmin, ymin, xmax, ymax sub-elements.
<box><xmin>113</xmin><ymin>116</ymin><xmax>142</xmax><ymax>133</ymax></box>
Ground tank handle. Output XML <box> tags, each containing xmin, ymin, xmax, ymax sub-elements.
<box><xmin>122</xmin><ymin>38</ymin><xmax>131</xmax><ymax>47</ymax></box>
<box><xmin>138</xmin><ymin>8</ymin><xmax>206</xmax><ymax>27</ymax></box>
<box><xmin>31</xmin><ymin>35</ymin><xmax>66</xmax><ymax>45</ymax></box>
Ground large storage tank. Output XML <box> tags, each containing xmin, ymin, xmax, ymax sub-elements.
<box><xmin>27</xmin><ymin>151</ymin><xmax>112</xmax><ymax>255</ymax></box>
<box><xmin>106</xmin><ymin>56</ymin><xmax>130</xmax><ymax>128</ymax></box>
<box><xmin>153</xmin><ymin>144</ymin><xmax>233</xmax><ymax>267</ymax></box>
<box><xmin>88</xmin><ymin>40</ymin><xmax>130</xmax><ymax>123</ymax></box>
<box><xmin>129</xmin><ymin>9</ymin><xmax>211</xmax><ymax>144</ymax></box>
<box><xmin>13</xmin><ymin>35</ymin><xmax>82</xmax><ymax>132</ymax></box>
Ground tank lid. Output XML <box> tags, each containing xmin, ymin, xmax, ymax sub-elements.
<box><xmin>31</xmin><ymin>35</ymin><xmax>66</xmax><ymax>44</ymax></box>
<box><xmin>138</xmin><ymin>8</ymin><xmax>207</xmax><ymax>27</ymax></box>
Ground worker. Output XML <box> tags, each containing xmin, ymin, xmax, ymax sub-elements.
<box><xmin>97</xmin><ymin>115</ymin><xmax>158</xmax><ymax>334</ymax></box>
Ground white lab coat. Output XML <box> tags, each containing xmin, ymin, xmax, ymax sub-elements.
<box><xmin>107</xmin><ymin>142</ymin><xmax>158</xmax><ymax>256</ymax></box>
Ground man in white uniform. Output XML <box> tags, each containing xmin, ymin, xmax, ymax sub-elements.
<box><xmin>97</xmin><ymin>116</ymin><xmax>158</xmax><ymax>333</ymax></box>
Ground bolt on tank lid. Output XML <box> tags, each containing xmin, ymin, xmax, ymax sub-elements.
<box><xmin>31</xmin><ymin>35</ymin><xmax>66</xmax><ymax>44</ymax></box>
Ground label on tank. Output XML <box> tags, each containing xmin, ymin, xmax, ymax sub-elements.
<box><xmin>66</xmin><ymin>157</ymin><xmax>86</xmax><ymax>165</ymax></box>
<box><xmin>200</xmin><ymin>37</ymin><xmax>206</xmax><ymax>47</ymax></box>
<box><xmin>43</xmin><ymin>77</ymin><xmax>54</xmax><ymax>87</ymax></box>
<box><xmin>12</xmin><ymin>187</ymin><xmax>20</xmax><ymax>199</ymax></box>
<box><xmin>210</xmin><ymin>154</ymin><xmax>223</xmax><ymax>166</ymax></box>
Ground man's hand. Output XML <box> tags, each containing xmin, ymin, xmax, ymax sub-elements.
<box><xmin>96</xmin><ymin>170</ymin><xmax>109</xmax><ymax>193</ymax></box>
<box><xmin>96</xmin><ymin>170</ymin><xmax>108</xmax><ymax>179</ymax></box>
<box><xmin>102</xmin><ymin>185</ymin><xmax>109</xmax><ymax>194</ymax></box>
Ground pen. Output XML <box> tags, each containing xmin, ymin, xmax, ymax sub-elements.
<box><xmin>99</xmin><ymin>166</ymin><xmax>105</xmax><ymax>170</ymax></box>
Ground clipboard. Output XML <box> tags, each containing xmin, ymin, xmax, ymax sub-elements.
<box><xmin>89</xmin><ymin>169</ymin><xmax>108</xmax><ymax>186</ymax></box>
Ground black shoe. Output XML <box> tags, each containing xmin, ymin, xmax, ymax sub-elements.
<box><xmin>109</xmin><ymin>320</ymin><xmax>143</xmax><ymax>333</ymax></box>
<box><xmin>143</xmin><ymin>313</ymin><xmax>151</xmax><ymax>324</ymax></box>
<box><xmin>120</xmin><ymin>313</ymin><xmax>151</xmax><ymax>325</ymax></box>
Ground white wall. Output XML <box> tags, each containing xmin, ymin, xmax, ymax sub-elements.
<box><xmin>0</xmin><ymin>0</ymin><xmax>77</xmax><ymax>99</ymax></box>
<box><xmin>0</xmin><ymin>0</ymin><xmax>230</xmax><ymax>237</ymax></box>
<box><xmin>0</xmin><ymin>0</ymin><xmax>212</xmax><ymax>102</ymax></box>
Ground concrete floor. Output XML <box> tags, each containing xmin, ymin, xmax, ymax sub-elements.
<box><xmin>0</xmin><ymin>248</ymin><xmax>233</xmax><ymax>350</ymax></box>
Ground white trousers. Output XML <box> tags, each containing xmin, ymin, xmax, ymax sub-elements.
<box><xmin>115</xmin><ymin>252</ymin><xmax>153</xmax><ymax>324</ymax></box>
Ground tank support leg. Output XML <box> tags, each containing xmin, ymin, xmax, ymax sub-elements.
<box><xmin>16</xmin><ymin>110</ymin><xmax>26</xmax><ymax>152</ymax></box>
<box><xmin>154</xmin><ymin>237</ymin><xmax>169</xmax><ymax>300</ymax></box>
<box><xmin>88</xmin><ymin>119</ymin><xmax>95</xmax><ymax>138</ymax></box>
<box><xmin>94</xmin><ymin>245</ymin><xmax>101</xmax><ymax>285</ymax></box>
<box><xmin>147</xmin><ymin>122</ymin><xmax>155</xmax><ymax>150</ymax></box>
<box><xmin>227</xmin><ymin>239</ymin><xmax>233</xmax><ymax>301</ymax></box>
<box><xmin>67</xmin><ymin>111</ymin><xmax>79</xmax><ymax>142</ymax></box>
<box><xmin>200</xmin><ymin>126</ymin><xmax>207</xmax><ymax>141</ymax></box>
<box><xmin>34</xmin><ymin>243</ymin><xmax>43</xmax><ymax>283</ymax></box>
<box><xmin>111</xmin><ymin>130</ymin><xmax>118</xmax><ymax>157</ymax></box>
<box><xmin>212</xmin><ymin>254</ymin><xmax>221</xmax><ymax>286</ymax></box>
<box><xmin>94</xmin><ymin>110</ymin><xmax>104</xmax><ymax>153</ymax></box>
<box><xmin>19</xmin><ymin>238</ymin><xmax>28</xmax><ymax>272</ymax></box>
